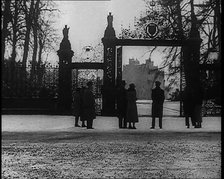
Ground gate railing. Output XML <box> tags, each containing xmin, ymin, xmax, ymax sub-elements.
<box><xmin>2</xmin><ymin>64</ymin><xmax>59</xmax><ymax>98</ymax></box>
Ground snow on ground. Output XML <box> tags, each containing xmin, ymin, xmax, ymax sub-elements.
<box><xmin>2</xmin><ymin>101</ymin><xmax>221</xmax><ymax>132</ymax></box>
<box><xmin>1</xmin><ymin>100</ymin><xmax>221</xmax><ymax>179</ymax></box>
<box><xmin>2</xmin><ymin>131</ymin><xmax>221</xmax><ymax>178</ymax></box>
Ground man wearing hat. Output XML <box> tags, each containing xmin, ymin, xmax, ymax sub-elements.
<box><xmin>150</xmin><ymin>81</ymin><xmax>165</xmax><ymax>129</ymax></box>
<box><xmin>82</xmin><ymin>81</ymin><xmax>96</xmax><ymax>129</ymax></box>
<box><xmin>115</xmin><ymin>80</ymin><xmax>127</xmax><ymax>128</ymax></box>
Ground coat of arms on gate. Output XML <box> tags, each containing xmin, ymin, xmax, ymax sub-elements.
<box><xmin>146</xmin><ymin>23</ymin><xmax>158</xmax><ymax>38</ymax></box>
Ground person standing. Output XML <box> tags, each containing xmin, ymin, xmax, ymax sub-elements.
<box><xmin>116</xmin><ymin>80</ymin><xmax>127</xmax><ymax>128</ymax></box>
<box><xmin>150</xmin><ymin>81</ymin><xmax>165</xmax><ymax>129</ymax></box>
<box><xmin>183</xmin><ymin>86</ymin><xmax>195</xmax><ymax>128</ymax></box>
<box><xmin>82</xmin><ymin>81</ymin><xmax>96</xmax><ymax>129</ymax></box>
<box><xmin>126</xmin><ymin>83</ymin><xmax>138</xmax><ymax>129</ymax></box>
<box><xmin>192</xmin><ymin>84</ymin><xmax>203</xmax><ymax>128</ymax></box>
<box><xmin>80</xmin><ymin>86</ymin><xmax>87</xmax><ymax>127</ymax></box>
<box><xmin>72</xmin><ymin>88</ymin><xmax>82</xmax><ymax>127</ymax></box>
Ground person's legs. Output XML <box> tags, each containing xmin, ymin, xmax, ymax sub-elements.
<box><xmin>132</xmin><ymin>122</ymin><xmax>136</xmax><ymax>129</ymax></box>
<box><xmin>87</xmin><ymin>119</ymin><xmax>91</xmax><ymax>129</ymax></box>
<box><xmin>128</xmin><ymin>122</ymin><xmax>132</xmax><ymax>129</ymax></box>
<box><xmin>75</xmin><ymin>115</ymin><xmax>80</xmax><ymax>127</ymax></box>
<box><xmin>82</xmin><ymin>120</ymin><xmax>86</xmax><ymax>127</ymax></box>
<box><xmin>89</xmin><ymin>119</ymin><xmax>93</xmax><ymax>129</ymax></box>
<box><xmin>80</xmin><ymin>111</ymin><xmax>86</xmax><ymax>127</ymax></box>
<box><xmin>118</xmin><ymin>116</ymin><xmax>122</xmax><ymax>128</ymax></box>
<box><xmin>185</xmin><ymin>116</ymin><xmax>190</xmax><ymax>128</ymax></box>
<box><xmin>151</xmin><ymin>117</ymin><xmax>155</xmax><ymax>129</ymax></box>
<box><xmin>196</xmin><ymin>105</ymin><xmax>202</xmax><ymax>128</ymax></box>
<box><xmin>159</xmin><ymin>117</ymin><xmax>162</xmax><ymax>129</ymax></box>
<box><xmin>123</xmin><ymin>116</ymin><xmax>127</xmax><ymax>128</ymax></box>
<box><xmin>191</xmin><ymin>116</ymin><xmax>196</xmax><ymax>127</ymax></box>
<box><xmin>193</xmin><ymin>113</ymin><xmax>199</xmax><ymax>128</ymax></box>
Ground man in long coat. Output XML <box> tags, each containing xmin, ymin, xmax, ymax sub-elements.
<box><xmin>126</xmin><ymin>83</ymin><xmax>138</xmax><ymax>129</ymax></box>
<box><xmin>183</xmin><ymin>86</ymin><xmax>195</xmax><ymax>128</ymax></box>
<box><xmin>116</xmin><ymin>80</ymin><xmax>127</xmax><ymax>128</ymax></box>
<box><xmin>82</xmin><ymin>81</ymin><xmax>96</xmax><ymax>129</ymax></box>
<box><xmin>72</xmin><ymin>88</ymin><xmax>82</xmax><ymax>127</ymax></box>
<box><xmin>192</xmin><ymin>84</ymin><xmax>203</xmax><ymax>128</ymax></box>
<box><xmin>150</xmin><ymin>81</ymin><xmax>165</xmax><ymax>129</ymax></box>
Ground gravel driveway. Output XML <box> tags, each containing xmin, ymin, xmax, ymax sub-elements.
<box><xmin>2</xmin><ymin>131</ymin><xmax>221</xmax><ymax>179</ymax></box>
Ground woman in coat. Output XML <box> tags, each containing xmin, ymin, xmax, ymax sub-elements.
<box><xmin>126</xmin><ymin>83</ymin><xmax>138</xmax><ymax>129</ymax></box>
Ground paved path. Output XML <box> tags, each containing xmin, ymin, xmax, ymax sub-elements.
<box><xmin>2</xmin><ymin>115</ymin><xmax>221</xmax><ymax>132</ymax></box>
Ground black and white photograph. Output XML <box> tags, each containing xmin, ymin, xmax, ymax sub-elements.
<box><xmin>2</xmin><ymin>0</ymin><xmax>221</xmax><ymax>178</ymax></box>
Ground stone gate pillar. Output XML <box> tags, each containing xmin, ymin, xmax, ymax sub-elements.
<box><xmin>101</xmin><ymin>13</ymin><xmax>117</xmax><ymax>116</ymax></box>
<box><xmin>182</xmin><ymin>8</ymin><xmax>203</xmax><ymax>126</ymax></box>
<box><xmin>57</xmin><ymin>25</ymin><xmax>74</xmax><ymax>113</ymax></box>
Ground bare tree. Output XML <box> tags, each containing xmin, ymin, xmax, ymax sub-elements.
<box><xmin>29</xmin><ymin>0</ymin><xmax>40</xmax><ymax>81</ymax></box>
<box><xmin>21</xmin><ymin>0</ymin><xmax>35</xmax><ymax>69</ymax></box>
<box><xmin>8</xmin><ymin>0</ymin><xmax>25</xmax><ymax>63</ymax></box>
<box><xmin>1</xmin><ymin>0</ymin><xmax>11</xmax><ymax>61</ymax></box>
<box><xmin>120</xmin><ymin>0</ymin><xmax>220</xmax><ymax>83</ymax></box>
<box><xmin>2</xmin><ymin>0</ymin><xmax>60</xmax><ymax>97</ymax></box>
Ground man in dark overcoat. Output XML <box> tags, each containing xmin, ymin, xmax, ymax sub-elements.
<box><xmin>80</xmin><ymin>86</ymin><xmax>87</xmax><ymax>127</ymax></box>
<box><xmin>82</xmin><ymin>81</ymin><xmax>96</xmax><ymax>129</ymax></box>
<box><xmin>150</xmin><ymin>81</ymin><xmax>165</xmax><ymax>129</ymax></box>
<box><xmin>116</xmin><ymin>80</ymin><xmax>127</xmax><ymax>128</ymax></box>
<box><xmin>192</xmin><ymin>84</ymin><xmax>203</xmax><ymax>128</ymax></box>
<box><xmin>72</xmin><ymin>87</ymin><xmax>82</xmax><ymax>127</ymax></box>
<box><xmin>183</xmin><ymin>86</ymin><xmax>195</xmax><ymax>128</ymax></box>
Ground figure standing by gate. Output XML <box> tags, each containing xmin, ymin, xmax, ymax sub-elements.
<box><xmin>80</xmin><ymin>86</ymin><xmax>87</xmax><ymax>127</ymax></box>
<box><xmin>192</xmin><ymin>84</ymin><xmax>203</xmax><ymax>128</ymax></box>
<box><xmin>150</xmin><ymin>81</ymin><xmax>165</xmax><ymax>129</ymax></box>
<box><xmin>72</xmin><ymin>88</ymin><xmax>82</xmax><ymax>127</ymax></box>
<box><xmin>82</xmin><ymin>81</ymin><xmax>96</xmax><ymax>129</ymax></box>
<box><xmin>126</xmin><ymin>83</ymin><xmax>138</xmax><ymax>129</ymax></box>
<box><xmin>183</xmin><ymin>86</ymin><xmax>195</xmax><ymax>128</ymax></box>
<box><xmin>116</xmin><ymin>80</ymin><xmax>127</xmax><ymax>128</ymax></box>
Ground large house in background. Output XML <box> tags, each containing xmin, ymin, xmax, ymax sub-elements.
<box><xmin>123</xmin><ymin>57</ymin><xmax>166</xmax><ymax>100</ymax></box>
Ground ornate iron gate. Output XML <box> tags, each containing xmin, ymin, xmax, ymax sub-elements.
<box><xmin>72</xmin><ymin>69</ymin><xmax>103</xmax><ymax>115</ymax></box>
<box><xmin>102</xmin><ymin>13</ymin><xmax>186</xmax><ymax>116</ymax></box>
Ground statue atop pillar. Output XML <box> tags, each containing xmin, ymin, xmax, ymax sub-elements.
<box><xmin>63</xmin><ymin>25</ymin><xmax>70</xmax><ymax>39</ymax></box>
<box><xmin>57</xmin><ymin>25</ymin><xmax>74</xmax><ymax>113</ymax></box>
<box><xmin>103</xmin><ymin>12</ymin><xmax>116</xmax><ymax>39</ymax></box>
<box><xmin>59</xmin><ymin>25</ymin><xmax>71</xmax><ymax>50</ymax></box>
<box><xmin>107</xmin><ymin>12</ymin><xmax>113</xmax><ymax>28</ymax></box>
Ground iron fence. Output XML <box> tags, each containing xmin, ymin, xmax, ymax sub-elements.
<box><xmin>2</xmin><ymin>63</ymin><xmax>59</xmax><ymax>98</ymax></box>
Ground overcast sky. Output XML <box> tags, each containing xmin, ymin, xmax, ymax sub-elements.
<box><xmin>56</xmin><ymin>0</ymin><xmax>145</xmax><ymax>48</ymax></box>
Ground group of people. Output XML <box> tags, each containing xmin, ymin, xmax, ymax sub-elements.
<box><xmin>72</xmin><ymin>79</ymin><xmax>202</xmax><ymax>130</ymax></box>
<box><xmin>116</xmin><ymin>80</ymin><xmax>165</xmax><ymax>129</ymax></box>
<box><xmin>72</xmin><ymin>80</ymin><xmax>165</xmax><ymax>130</ymax></box>
<box><xmin>72</xmin><ymin>81</ymin><xmax>95</xmax><ymax>129</ymax></box>
<box><xmin>116</xmin><ymin>81</ymin><xmax>139</xmax><ymax>129</ymax></box>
